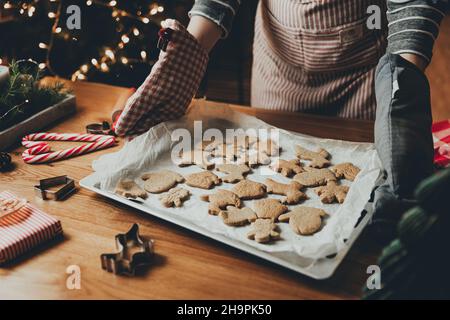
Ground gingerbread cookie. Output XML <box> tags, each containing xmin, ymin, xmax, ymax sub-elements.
<box><xmin>236</xmin><ymin>150</ymin><xmax>271</xmax><ymax>168</ymax></box>
<box><xmin>200</xmin><ymin>189</ymin><xmax>242</xmax><ymax>215</ymax></box>
<box><xmin>247</xmin><ymin>219</ymin><xmax>280</xmax><ymax>243</ymax></box>
<box><xmin>253</xmin><ymin>199</ymin><xmax>288</xmax><ymax>220</ymax></box>
<box><xmin>211</xmin><ymin>143</ymin><xmax>241</xmax><ymax>161</ymax></box>
<box><xmin>314</xmin><ymin>181</ymin><xmax>349</xmax><ymax>204</ymax></box>
<box><xmin>264</xmin><ymin>178</ymin><xmax>307</xmax><ymax>205</ymax></box>
<box><xmin>115</xmin><ymin>179</ymin><xmax>148</xmax><ymax>199</ymax></box>
<box><xmin>219</xmin><ymin>206</ymin><xmax>257</xmax><ymax>226</ymax></box>
<box><xmin>232</xmin><ymin>180</ymin><xmax>266</xmax><ymax>200</ymax></box>
<box><xmin>194</xmin><ymin>139</ymin><xmax>219</xmax><ymax>151</ymax></box>
<box><xmin>225</xmin><ymin>134</ymin><xmax>251</xmax><ymax>149</ymax></box>
<box><xmin>185</xmin><ymin>171</ymin><xmax>221</xmax><ymax>189</ymax></box>
<box><xmin>331</xmin><ymin>163</ymin><xmax>360</xmax><ymax>181</ymax></box>
<box><xmin>141</xmin><ymin>170</ymin><xmax>184</xmax><ymax>193</ymax></box>
<box><xmin>271</xmin><ymin>159</ymin><xmax>304</xmax><ymax>177</ymax></box>
<box><xmin>159</xmin><ymin>187</ymin><xmax>191</xmax><ymax>207</ymax></box>
<box><xmin>216</xmin><ymin>164</ymin><xmax>251</xmax><ymax>183</ymax></box>
<box><xmin>253</xmin><ymin>139</ymin><xmax>280</xmax><ymax>156</ymax></box>
<box><xmin>293</xmin><ymin>167</ymin><xmax>336</xmax><ymax>187</ymax></box>
<box><xmin>279</xmin><ymin>207</ymin><xmax>327</xmax><ymax>235</ymax></box>
<box><xmin>178</xmin><ymin>150</ymin><xmax>214</xmax><ymax>170</ymax></box>
<box><xmin>295</xmin><ymin>145</ymin><xmax>331</xmax><ymax>168</ymax></box>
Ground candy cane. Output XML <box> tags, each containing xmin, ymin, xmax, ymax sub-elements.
<box><xmin>22</xmin><ymin>132</ymin><xmax>117</xmax><ymax>164</ymax></box>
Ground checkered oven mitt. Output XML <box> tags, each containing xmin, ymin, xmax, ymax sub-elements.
<box><xmin>432</xmin><ymin>119</ymin><xmax>450</xmax><ymax>168</ymax></box>
<box><xmin>114</xmin><ymin>19</ymin><xmax>209</xmax><ymax>137</ymax></box>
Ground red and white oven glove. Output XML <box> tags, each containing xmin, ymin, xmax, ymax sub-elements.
<box><xmin>113</xmin><ymin>19</ymin><xmax>209</xmax><ymax>137</ymax></box>
<box><xmin>432</xmin><ymin>119</ymin><xmax>450</xmax><ymax>168</ymax></box>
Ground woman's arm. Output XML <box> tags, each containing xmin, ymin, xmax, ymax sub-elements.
<box><xmin>187</xmin><ymin>16</ymin><xmax>222</xmax><ymax>52</ymax></box>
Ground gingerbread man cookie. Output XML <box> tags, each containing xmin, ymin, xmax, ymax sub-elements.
<box><xmin>159</xmin><ymin>187</ymin><xmax>191</xmax><ymax>207</ymax></box>
<box><xmin>200</xmin><ymin>189</ymin><xmax>242</xmax><ymax>215</ymax></box>
<box><xmin>247</xmin><ymin>219</ymin><xmax>280</xmax><ymax>243</ymax></box>
<box><xmin>232</xmin><ymin>179</ymin><xmax>267</xmax><ymax>200</ymax></box>
<box><xmin>253</xmin><ymin>199</ymin><xmax>288</xmax><ymax>220</ymax></box>
<box><xmin>216</xmin><ymin>164</ymin><xmax>251</xmax><ymax>183</ymax></box>
<box><xmin>219</xmin><ymin>206</ymin><xmax>257</xmax><ymax>226</ymax></box>
<box><xmin>331</xmin><ymin>163</ymin><xmax>360</xmax><ymax>181</ymax></box>
<box><xmin>264</xmin><ymin>178</ymin><xmax>307</xmax><ymax>205</ymax></box>
<box><xmin>271</xmin><ymin>159</ymin><xmax>304</xmax><ymax>177</ymax></box>
<box><xmin>141</xmin><ymin>170</ymin><xmax>184</xmax><ymax>193</ymax></box>
<box><xmin>178</xmin><ymin>150</ymin><xmax>214</xmax><ymax>170</ymax></box>
<box><xmin>293</xmin><ymin>167</ymin><xmax>336</xmax><ymax>187</ymax></box>
<box><xmin>295</xmin><ymin>145</ymin><xmax>331</xmax><ymax>168</ymax></box>
<box><xmin>279</xmin><ymin>207</ymin><xmax>327</xmax><ymax>235</ymax></box>
<box><xmin>115</xmin><ymin>179</ymin><xmax>148</xmax><ymax>200</ymax></box>
<box><xmin>314</xmin><ymin>181</ymin><xmax>349</xmax><ymax>204</ymax></box>
<box><xmin>185</xmin><ymin>171</ymin><xmax>221</xmax><ymax>189</ymax></box>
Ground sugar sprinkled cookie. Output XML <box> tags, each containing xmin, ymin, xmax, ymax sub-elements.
<box><xmin>253</xmin><ymin>199</ymin><xmax>288</xmax><ymax>220</ymax></box>
<box><xmin>141</xmin><ymin>170</ymin><xmax>184</xmax><ymax>193</ymax></box>
<box><xmin>314</xmin><ymin>181</ymin><xmax>349</xmax><ymax>204</ymax></box>
<box><xmin>279</xmin><ymin>207</ymin><xmax>327</xmax><ymax>235</ymax></box>
<box><xmin>185</xmin><ymin>171</ymin><xmax>221</xmax><ymax>189</ymax></box>
<box><xmin>115</xmin><ymin>179</ymin><xmax>148</xmax><ymax>200</ymax></box>
<box><xmin>295</xmin><ymin>145</ymin><xmax>331</xmax><ymax>168</ymax></box>
<box><xmin>247</xmin><ymin>219</ymin><xmax>280</xmax><ymax>243</ymax></box>
<box><xmin>200</xmin><ymin>189</ymin><xmax>242</xmax><ymax>215</ymax></box>
<box><xmin>293</xmin><ymin>167</ymin><xmax>336</xmax><ymax>187</ymax></box>
<box><xmin>264</xmin><ymin>178</ymin><xmax>307</xmax><ymax>205</ymax></box>
<box><xmin>331</xmin><ymin>163</ymin><xmax>360</xmax><ymax>181</ymax></box>
<box><xmin>219</xmin><ymin>206</ymin><xmax>257</xmax><ymax>226</ymax></box>
<box><xmin>232</xmin><ymin>180</ymin><xmax>266</xmax><ymax>200</ymax></box>
<box><xmin>159</xmin><ymin>187</ymin><xmax>191</xmax><ymax>207</ymax></box>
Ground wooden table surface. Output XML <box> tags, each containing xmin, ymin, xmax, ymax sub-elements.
<box><xmin>0</xmin><ymin>79</ymin><xmax>382</xmax><ymax>300</ymax></box>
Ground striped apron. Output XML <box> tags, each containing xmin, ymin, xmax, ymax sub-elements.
<box><xmin>251</xmin><ymin>0</ymin><xmax>387</xmax><ymax>120</ymax></box>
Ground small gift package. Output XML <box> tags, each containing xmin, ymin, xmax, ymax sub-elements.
<box><xmin>0</xmin><ymin>191</ymin><xmax>63</xmax><ymax>265</ymax></box>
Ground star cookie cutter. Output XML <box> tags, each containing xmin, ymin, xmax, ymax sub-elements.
<box><xmin>100</xmin><ymin>223</ymin><xmax>154</xmax><ymax>276</ymax></box>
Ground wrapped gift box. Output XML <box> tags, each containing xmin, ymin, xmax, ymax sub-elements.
<box><xmin>0</xmin><ymin>191</ymin><xmax>63</xmax><ymax>265</ymax></box>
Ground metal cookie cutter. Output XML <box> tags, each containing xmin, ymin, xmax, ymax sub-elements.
<box><xmin>34</xmin><ymin>175</ymin><xmax>76</xmax><ymax>200</ymax></box>
<box><xmin>101</xmin><ymin>223</ymin><xmax>154</xmax><ymax>276</ymax></box>
<box><xmin>86</xmin><ymin>121</ymin><xmax>114</xmax><ymax>135</ymax></box>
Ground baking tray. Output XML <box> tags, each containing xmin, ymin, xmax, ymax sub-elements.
<box><xmin>80</xmin><ymin>175</ymin><xmax>374</xmax><ymax>280</ymax></box>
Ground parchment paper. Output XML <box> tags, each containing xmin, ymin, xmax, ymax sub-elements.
<box><xmin>89</xmin><ymin>103</ymin><xmax>381</xmax><ymax>260</ymax></box>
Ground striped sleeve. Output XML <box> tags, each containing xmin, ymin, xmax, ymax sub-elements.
<box><xmin>188</xmin><ymin>0</ymin><xmax>241</xmax><ymax>38</ymax></box>
<box><xmin>387</xmin><ymin>0</ymin><xmax>449</xmax><ymax>62</ymax></box>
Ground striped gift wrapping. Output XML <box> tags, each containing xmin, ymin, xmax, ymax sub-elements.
<box><xmin>432</xmin><ymin>120</ymin><xmax>450</xmax><ymax>168</ymax></box>
<box><xmin>0</xmin><ymin>191</ymin><xmax>63</xmax><ymax>265</ymax></box>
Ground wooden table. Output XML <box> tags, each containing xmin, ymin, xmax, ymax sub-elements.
<box><xmin>0</xmin><ymin>79</ymin><xmax>382</xmax><ymax>299</ymax></box>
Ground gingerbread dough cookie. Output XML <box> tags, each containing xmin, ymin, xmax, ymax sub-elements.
<box><xmin>265</xmin><ymin>178</ymin><xmax>307</xmax><ymax>205</ymax></box>
<box><xmin>295</xmin><ymin>145</ymin><xmax>331</xmax><ymax>168</ymax></box>
<box><xmin>279</xmin><ymin>207</ymin><xmax>327</xmax><ymax>235</ymax></box>
<box><xmin>271</xmin><ymin>159</ymin><xmax>304</xmax><ymax>177</ymax></box>
<box><xmin>178</xmin><ymin>150</ymin><xmax>214</xmax><ymax>170</ymax></box>
<box><xmin>331</xmin><ymin>163</ymin><xmax>360</xmax><ymax>181</ymax></box>
<box><xmin>253</xmin><ymin>199</ymin><xmax>288</xmax><ymax>220</ymax></box>
<box><xmin>141</xmin><ymin>170</ymin><xmax>184</xmax><ymax>193</ymax></box>
<box><xmin>115</xmin><ymin>179</ymin><xmax>148</xmax><ymax>199</ymax></box>
<box><xmin>200</xmin><ymin>189</ymin><xmax>242</xmax><ymax>215</ymax></box>
<box><xmin>253</xmin><ymin>139</ymin><xmax>280</xmax><ymax>156</ymax></box>
<box><xmin>293</xmin><ymin>167</ymin><xmax>336</xmax><ymax>187</ymax></box>
<box><xmin>159</xmin><ymin>187</ymin><xmax>191</xmax><ymax>207</ymax></box>
<box><xmin>212</xmin><ymin>143</ymin><xmax>241</xmax><ymax>161</ymax></box>
<box><xmin>247</xmin><ymin>219</ymin><xmax>280</xmax><ymax>243</ymax></box>
<box><xmin>185</xmin><ymin>171</ymin><xmax>221</xmax><ymax>189</ymax></box>
<box><xmin>314</xmin><ymin>181</ymin><xmax>349</xmax><ymax>204</ymax></box>
<box><xmin>219</xmin><ymin>206</ymin><xmax>257</xmax><ymax>226</ymax></box>
<box><xmin>236</xmin><ymin>150</ymin><xmax>271</xmax><ymax>168</ymax></box>
<box><xmin>216</xmin><ymin>164</ymin><xmax>251</xmax><ymax>183</ymax></box>
<box><xmin>232</xmin><ymin>180</ymin><xmax>266</xmax><ymax>200</ymax></box>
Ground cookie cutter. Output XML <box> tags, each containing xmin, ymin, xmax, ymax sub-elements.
<box><xmin>86</xmin><ymin>121</ymin><xmax>114</xmax><ymax>135</ymax></box>
<box><xmin>100</xmin><ymin>223</ymin><xmax>154</xmax><ymax>276</ymax></box>
<box><xmin>34</xmin><ymin>175</ymin><xmax>76</xmax><ymax>200</ymax></box>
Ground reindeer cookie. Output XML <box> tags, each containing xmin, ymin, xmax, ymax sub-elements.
<box><xmin>216</xmin><ymin>164</ymin><xmax>251</xmax><ymax>183</ymax></box>
<box><xmin>279</xmin><ymin>207</ymin><xmax>328</xmax><ymax>235</ymax></box>
<box><xmin>293</xmin><ymin>167</ymin><xmax>336</xmax><ymax>187</ymax></box>
<box><xmin>253</xmin><ymin>199</ymin><xmax>288</xmax><ymax>220</ymax></box>
<box><xmin>232</xmin><ymin>180</ymin><xmax>266</xmax><ymax>200</ymax></box>
<box><xmin>331</xmin><ymin>163</ymin><xmax>360</xmax><ymax>181</ymax></box>
<box><xmin>141</xmin><ymin>170</ymin><xmax>184</xmax><ymax>193</ymax></box>
<box><xmin>247</xmin><ymin>219</ymin><xmax>280</xmax><ymax>243</ymax></box>
<box><xmin>115</xmin><ymin>179</ymin><xmax>148</xmax><ymax>199</ymax></box>
<box><xmin>219</xmin><ymin>206</ymin><xmax>257</xmax><ymax>226</ymax></box>
<box><xmin>159</xmin><ymin>187</ymin><xmax>191</xmax><ymax>207</ymax></box>
<box><xmin>295</xmin><ymin>145</ymin><xmax>331</xmax><ymax>168</ymax></box>
<box><xmin>185</xmin><ymin>171</ymin><xmax>221</xmax><ymax>189</ymax></box>
<box><xmin>264</xmin><ymin>178</ymin><xmax>307</xmax><ymax>205</ymax></box>
<box><xmin>271</xmin><ymin>159</ymin><xmax>304</xmax><ymax>177</ymax></box>
<box><xmin>200</xmin><ymin>189</ymin><xmax>242</xmax><ymax>215</ymax></box>
<box><xmin>178</xmin><ymin>150</ymin><xmax>214</xmax><ymax>170</ymax></box>
<box><xmin>314</xmin><ymin>181</ymin><xmax>349</xmax><ymax>204</ymax></box>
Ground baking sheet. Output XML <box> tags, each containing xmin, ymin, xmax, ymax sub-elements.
<box><xmin>82</xmin><ymin>103</ymin><xmax>381</xmax><ymax>263</ymax></box>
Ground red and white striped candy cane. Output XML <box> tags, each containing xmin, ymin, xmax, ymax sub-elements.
<box><xmin>22</xmin><ymin>132</ymin><xmax>117</xmax><ymax>164</ymax></box>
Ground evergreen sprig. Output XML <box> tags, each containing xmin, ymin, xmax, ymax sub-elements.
<box><xmin>0</xmin><ymin>61</ymin><xmax>69</xmax><ymax>131</ymax></box>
